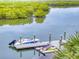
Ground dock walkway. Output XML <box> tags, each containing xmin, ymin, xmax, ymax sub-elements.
<box><xmin>14</xmin><ymin>40</ymin><xmax>66</xmax><ymax>50</ymax></box>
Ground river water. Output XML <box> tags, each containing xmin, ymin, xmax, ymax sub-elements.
<box><xmin>0</xmin><ymin>7</ymin><xmax>79</xmax><ymax>59</ymax></box>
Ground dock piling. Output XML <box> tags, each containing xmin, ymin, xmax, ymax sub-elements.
<box><xmin>64</xmin><ymin>32</ymin><xmax>66</xmax><ymax>40</ymax></box>
<box><xmin>76</xmin><ymin>31</ymin><xmax>78</xmax><ymax>34</ymax></box>
<box><xmin>20</xmin><ymin>36</ymin><xmax>22</xmax><ymax>45</ymax></box>
<box><xmin>34</xmin><ymin>35</ymin><xmax>36</xmax><ymax>55</ymax></box>
<box><xmin>20</xmin><ymin>51</ymin><xmax>22</xmax><ymax>58</ymax></box>
<box><xmin>34</xmin><ymin>35</ymin><xmax>36</xmax><ymax>43</ymax></box>
<box><xmin>34</xmin><ymin>48</ymin><xmax>36</xmax><ymax>55</ymax></box>
<box><xmin>49</xmin><ymin>33</ymin><xmax>52</xmax><ymax>44</ymax></box>
<box><xmin>59</xmin><ymin>36</ymin><xmax>63</xmax><ymax>49</ymax></box>
<box><xmin>38</xmin><ymin>51</ymin><xmax>40</xmax><ymax>56</ymax></box>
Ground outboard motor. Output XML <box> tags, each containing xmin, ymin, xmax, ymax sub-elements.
<box><xmin>9</xmin><ymin>40</ymin><xmax>16</xmax><ymax>45</ymax></box>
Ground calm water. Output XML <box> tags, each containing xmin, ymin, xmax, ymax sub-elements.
<box><xmin>0</xmin><ymin>7</ymin><xmax>79</xmax><ymax>59</ymax></box>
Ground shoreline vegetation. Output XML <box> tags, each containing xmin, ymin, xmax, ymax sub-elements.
<box><xmin>0</xmin><ymin>1</ymin><xmax>79</xmax><ymax>25</ymax></box>
<box><xmin>0</xmin><ymin>2</ymin><xmax>49</xmax><ymax>25</ymax></box>
<box><xmin>55</xmin><ymin>33</ymin><xmax>79</xmax><ymax>59</ymax></box>
<box><xmin>0</xmin><ymin>2</ymin><xmax>49</xmax><ymax>19</ymax></box>
<box><xmin>48</xmin><ymin>1</ymin><xmax>79</xmax><ymax>7</ymax></box>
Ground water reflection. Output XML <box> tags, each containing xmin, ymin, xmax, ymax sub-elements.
<box><xmin>0</xmin><ymin>17</ymin><xmax>46</xmax><ymax>25</ymax></box>
<box><xmin>20</xmin><ymin>51</ymin><xmax>22</xmax><ymax>58</ymax></box>
<box><xmin>9</xmin><ymin>46</ymin><xmax>34</xmax><ymax>58</ymax></box>
<box><xmin>35</xmin><ymin>17</ymin><xmax>45</xmax><ymax>23</ymax></box>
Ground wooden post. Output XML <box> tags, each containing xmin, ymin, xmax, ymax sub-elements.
<box><xmin>34</xmin><ymin>35</ymin><xmax>36</xmax><ymax>55</ymax></box>
<box><xmin>34</xmin><ymin>35</ymin><xmax>36</xmax><ymax>43</ymax></box>
<box><xmin>38</xmin><ymin>51</ymin><xmax>40</xmax><ymax>56</ymax></box>
<box><xmin>20</xmin><ymin>36</ymin><xmax>22</xmax><ymax>45</ymax></box>
<box><xmin>20</xmin><ymin>51</ymin><xmax>22</xmax><ymax>58</ymax></box>
<box><xmin>34</xmin><ymin>48</ymin><xmax>36</xmax><ymax>55</ymax></box>
<box><xmin>59</xmin><ymin>36</ymin><xmax>62</xmax><ymax>49</ymax></box>
<box><xmin>64</xmin><ymin>32</ymin><xmax>66</xmax><ymax>40</ymax></box>
<box><xmin>49</xmin><ymin>33</ymin><xmax>51</xmax><ymax>44</ymax></box>
<box><xmin>76</xmin><ymin>31</ymin><xmax>78</xmax><ymax>34</ymax></box>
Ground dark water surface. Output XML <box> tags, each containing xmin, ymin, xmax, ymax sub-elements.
<box><xmin>0</xmin><ymin>7</ymin><xmax>79</xmax><ymax>59</ymax></box>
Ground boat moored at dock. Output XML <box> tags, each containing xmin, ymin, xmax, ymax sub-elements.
<box><xmin>15</xmin><ymin>42</ymin><xmax>49</xmax><ymax>49</ymax></box>
<box><xmin>9</xmin><ymin>37</ymin><xmax>50</xmax><ymax>49</ymax></box>
<box><xmin>9</xmin><ymin>38</ymin><xmax>40</xmax><ymax>47</ymax></box>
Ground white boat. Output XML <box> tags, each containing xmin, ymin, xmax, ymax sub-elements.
<box><xmin>15</xmin><ymin>42</ymin><xmax>49</xmax><ymax>49</ymax></box>
<box><xmin>15</xmin><ymin>38</ymin><xmax>39</xmax><ymax>45</ymax></box>
<box><xmin>9</xmin><ymin>38</ymin><xmax>39</xmax><ymax>46</ymax></box>
<box><xmin>9</xmin><ymin>38</ymin><xmax>50</xmax><ymax>49</ymax></box>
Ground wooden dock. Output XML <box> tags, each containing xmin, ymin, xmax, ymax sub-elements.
<box><xmin>34</xmin><ymin>39</ymin><xmax>66</xmax><ymax>56</ymax></box>
<box><xmin>35</xmin><ymin>46</ymin><xmax>58</xmax><ymax>54</ymax></box>
<box><xmin>14</xmin><ymin>40</ymin><xmax>66</xmax><ymax>50</ymax></box>
<box><xmin>11</xmin><ymin>32</ymin><xmax>67</xmax><ymax>50</ymax></box>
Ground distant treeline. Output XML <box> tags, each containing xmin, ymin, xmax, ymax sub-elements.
<box><xmin>47</xmin><ymin>1</ymin><xmax>79</xmax><ymax>7</ymax></box>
